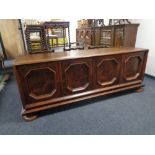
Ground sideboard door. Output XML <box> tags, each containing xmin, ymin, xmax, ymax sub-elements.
<box><xmin>16</xmin><ymin>62</ymin><xmax>61</xmax><ymax>106</ymax></box>
<box><xmin>122</xmin><ymin>51</ymin><xmax>145</xmax><ymax>82</ymax></box>
<box><xmin>61</xmin><ymin>58</ymin><xmax>93</xmax><ymax>95</ymax></box>
<box><xmin>94</xmin><ymin>55</ymin><xmax>122</xmax><ymax>88</ymax></box>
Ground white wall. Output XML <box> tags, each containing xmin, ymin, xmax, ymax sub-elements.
<box><xmin>132</xmin><ymin>19</ymin><xmax>155</xmax><ymax>76</ymax></box>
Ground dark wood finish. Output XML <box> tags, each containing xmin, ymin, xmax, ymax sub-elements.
<box><xmin>123</xmin><ymin>52</ymin><xmax>145</xmax><ymax>82</ymax></box>
<box><xmin>14</xmin><ymin>47</ymin><xmax>149</xmax><ymax>120</ymax></box>
<box><xmin>76</xmin><ymin>27</ymin><xmax>92</xmax><ymax>47</ymax></box>
<box><xmin>44</xmin><ymin>21</ymin><xmax>71</xmax><ymax>51</ymax></box>
<box><xmin>22</xmin><ymin>114</ymin><xmax>38</xmax><ymax>121</ymax></box>
<box><xmin>25</xmin><ymin>21</ymin><xmax>83</xmax><ymax>52</ymax></box>
<box><xmin>0</xmin><ymin>55</ymin><xmax>4</xmax><ymax>69</ymax></box>
<box><xmin>61</xmin><ymin>58</ymin><xmax>93</xmax><ymax>95</ymax></box>
<box><xmin>99</xmin><ymin>26</ymin><xmax>114</xmax><ymax>47</ymax></box>
<box><xmin>135</xmin><ymin>87</ymin><xmax>144</xmax><ymax>93</ymax></box>
<box><xmin>16</xmin><ymin>62</ymin><xmax>61</xmax><ymax>107</ymax></box>
<box><xmin>0</xmin><ymin>32</ymin><xmax>7</xmax><ymax>59</ymax></box>
<box><xmin>25</xmin><ymin>25</ymin><xmax>46</xmax><ymax>53</ymax></box>
<box><xmin>92</xmin><ymin>27</ymin><xmax>101</xmax><ymax>46</ymax></box>
<box><xmin>94</xmin><ymin>55</ymin><xmax>121</xmax><ymax>88</ymax></box>
<box><xmin>76</xmin><ymin>24</ymin><xmax>139</xmax><ymax>48</ymax></box>
<box><xmin>0</xmin><ymin>32</ymin><xmax>5</xmax><ymax>69</ymax></box>
<box><xmin>114</xmin><ymin>24</ymin><xmax>139</xmax><ymax>47</ymax></box>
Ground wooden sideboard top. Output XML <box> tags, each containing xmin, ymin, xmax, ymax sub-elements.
<box><xmin>14</xmin><ymin>47</ymin><xmax>148</xmax><ymax>66</ymax></box>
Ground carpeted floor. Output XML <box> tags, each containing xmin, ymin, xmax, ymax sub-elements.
<box><xmin>0</xmin><ymin>75</ymin><xmax>155</xmax><ymax>135</ymax></box>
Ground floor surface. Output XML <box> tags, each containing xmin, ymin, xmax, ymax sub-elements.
<box><xmin>0</xmin><ymin>75</ymin><xmax>155</xmax><ymax>135</ymax></box>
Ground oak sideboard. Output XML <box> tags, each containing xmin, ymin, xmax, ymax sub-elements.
<box><xmin>14</xmin><ymin>47</ymin><xmax>149</xmax><ymax>121</ymax></box>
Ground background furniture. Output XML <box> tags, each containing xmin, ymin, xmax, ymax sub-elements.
<box><xmin>0</xmin><ymin>19</ymin><xmax>25</xmax><ymax>58</ymax></box>
<box><xmin>14</xmin><ymin>47</ymin><xmax>148</xmax><ymax>121</ymax></box>
<box><xmin>25</xmin><ymin>21</ymin><xmax>84</xmax><ymax>53</ymax></box>
<box><xmin>44</xmin><ymin>21</ymin><xmax>71</xmax><ymax>51</ymax></box>
<box><xmin>76</xmin><ymin>24</ymin><xmax>139</xmax><ymax>48</ymax></box>
<box><xmin>0</xmin><ymin>32</ymin><xmax>13</xmax><ymax>74</ymax></box>
<box><xmin>25</xmin><ymin>25</ymin><xmax>46</xmax><ymax>53</ymax></box>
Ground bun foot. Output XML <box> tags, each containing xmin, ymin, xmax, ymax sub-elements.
<box><xmin>136</xmin><ymin>87</ymin><xmax>144</xmax><ymax>93</ymax></box>
<box><xmin>22</xmin><ymin>114</ymin><xmax>38</xmax><ymax>121</ymax></box>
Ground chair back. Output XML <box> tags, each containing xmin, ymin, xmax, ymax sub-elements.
<box><xmin>0</xmin><ymin>32</ymin><xmax>7</xmax><ymax>59</ymax></box>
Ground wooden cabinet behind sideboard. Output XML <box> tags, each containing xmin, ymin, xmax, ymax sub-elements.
<box><xmin>76</xmin><ymin>24</ymin><xmax>139</xmax><ymax>48</ymax></box>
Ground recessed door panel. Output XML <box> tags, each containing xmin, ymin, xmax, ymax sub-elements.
<box><xmin>123</xmin><ymin>52</ymin><xmax>145</xmax><ymax>82</ymax></box>
<box><xmin>61</xmin><ymin>58</ymin><xmax>92</xmax><ymax>95</ymax></box>
<box><xmin>94</xmin><ymin>55</ymin><xmax>121</xmax><ymax>88</ymax></box>
<box><xmin>17</xmin><ymin>62</ymin><xmax>61</xmax><ymax>104</ymax></box>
